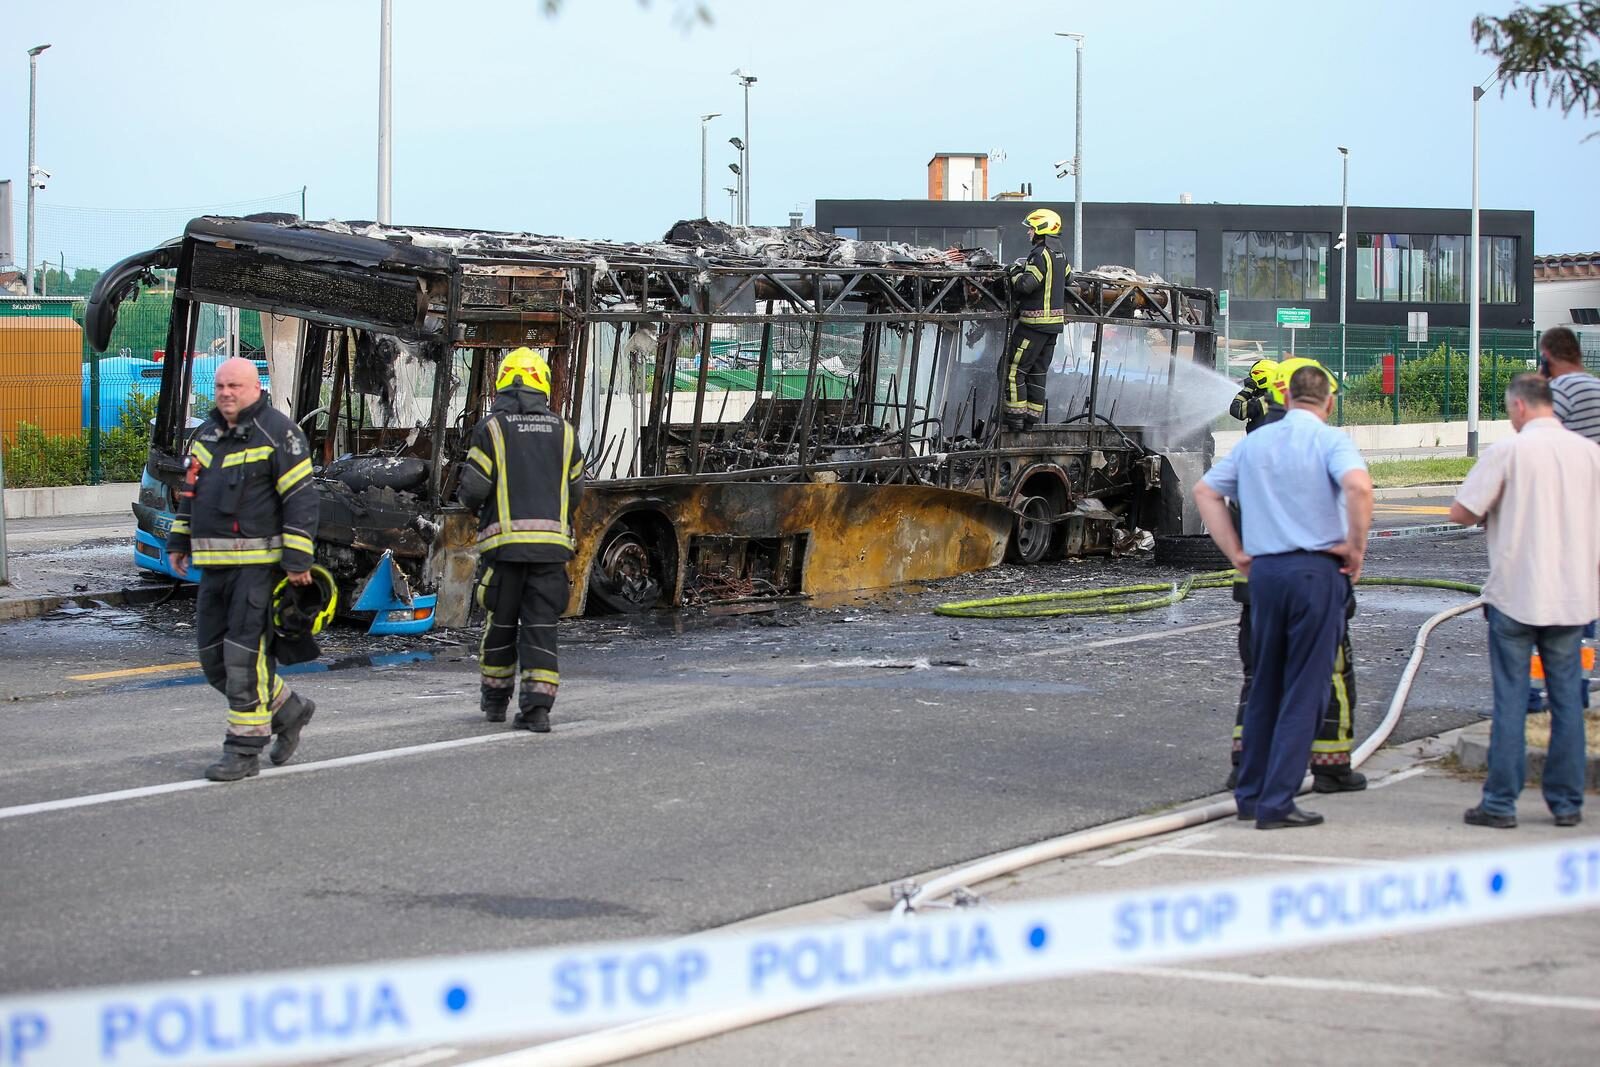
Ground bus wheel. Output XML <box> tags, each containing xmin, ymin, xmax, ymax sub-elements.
<box><xmin>1006</xmin><ymin>495</ymin><xmax>1053</xmax><ymax>565</ymax></box>
<box><xmin>588</xmin><ymin>521</ymin><xmax>664</xmax><ymax>614</ymax></box>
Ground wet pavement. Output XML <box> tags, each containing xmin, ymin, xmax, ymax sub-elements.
<box><xmin>0</xmin><ymin>525</ymin><xmax>1495</xmax><ymax>997</ymax></box>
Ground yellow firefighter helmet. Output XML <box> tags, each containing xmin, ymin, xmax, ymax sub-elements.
<box><xmin>495</xmin><ymin>347</ymin><xmax>552</xmax><ymax>395</ymax></box>
<box><xmin>1024</xmin><ymin>208</ymin><xmax>1063</xmax><ymax>237</ymax></box>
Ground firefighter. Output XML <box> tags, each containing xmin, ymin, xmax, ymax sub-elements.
<box><xmin>166</xmin><ymin>357</ymin><xmax>320</xmax><ymax>782</ymax></box>
<box><xmin>457</xmin><ymin>347</ymin><xmax>585</xmax><ymax>732</ymax></box>
<box><xmin>1226</xmin><ymin>358</ymin><xmax>1365</xmax><ymax>793</ymax></box>
<box><xmin>1000</xmin><ymin>208</ymin><xmax>1069</xmax><ymax>431</ymax></box>
<box><xmin>1228</xmin><ymin>358</ymin><xmax>1282</xmax><ymax>431</ymax></box>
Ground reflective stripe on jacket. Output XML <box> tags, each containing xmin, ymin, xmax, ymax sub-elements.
<box><xmin>1012</xmin><ymin>236</ymin><xmax>1068</xmax><ymax>333</ymax></box>
<box><xmin>457</xmin><ymin>387</ymin><xmax>586</xmax><ymax>563</ymax></box>
<box><xmin>167</xmin><ymin>395</ymin><xmax>319</xmax><ymax>571</ymax></box>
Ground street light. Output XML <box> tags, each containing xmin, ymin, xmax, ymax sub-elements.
<box><xmin>377</xmin><ymin>0</ymin><xmax>393</xmax><ymax>225</ymax></box>
<box><xmin>728</xmin><ymin>138</ymin><xmax>745</xmax><ymax>224</ymax></box>
<box><xmin>1337</xmin><ymin>146</ymin><xmax>1349</xmax><ymax>424</ymax></box>
<box><xmin>699</xmin><ymin>113</ymin><xmax>721</xmax><ymax>219</ymax></box>
<box><xmin>25</xmin><ymin>43</ymin><xmax>51</xmax><ymax>298</ymax></box>
<box><xmin>731</xmin><ymin>69</ymin><xmax>756</xmax><ymax>225</ymax></box>
<box><xmin>1468</xmin><ymin>65</ymin><xmax>1540</xmax><ymax>458</ymax></box>
<box><xmin>1055</xmin><ymin>33</ymin><xmax>1084</xmax><ymax>270</ymax></box>
<box><xmin>723</xmin><ymin>186</ymin><xmax>738</xmax><ymax>225</ymax></box>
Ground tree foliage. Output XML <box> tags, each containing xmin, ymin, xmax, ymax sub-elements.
<box><xmin>540</xmin><ymin>0</ymin><xmax>711</xmax><ymax>29</ymax></box>
<box><xmin>1473</xmin><ymin>2</ymin><xmax>1600</xmax><ymax>133</ymax></box>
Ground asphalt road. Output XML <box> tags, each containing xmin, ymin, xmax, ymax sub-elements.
<box><xmin>0</xmin><ymin>524</ymin><xmax>1493</xmax><ymax>997</ymax></box>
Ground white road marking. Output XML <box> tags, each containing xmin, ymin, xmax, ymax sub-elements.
<box><xmin>1368</xmin><ymin>766</ymin><xmax>1430</xmax><ymax>790</ymax></box>
<box><xmin>1096</xmin><ymin>831</ymin><xmax>1218</xmax><ymax>867</ymax></box>
<box><xmin>1154</xmin><ymin>846</ymin><xmax>1388</xmax><ymax>867</ymax></box>
<box><xmin>369</xmin><ymin>1049</ymin><xmax>460</xmax><ymax>1067</ymax></box>
<box><xmin>1109</xmin><ymin>965</ymin><xmax>1600</xmax><ymax>1013</ymax></box>
<box><xmin>0</xmin><ymin>722</ymin><xmax>592</xmax><ymax>822</ymax></box>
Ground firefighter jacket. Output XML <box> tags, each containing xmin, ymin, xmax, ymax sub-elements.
<box><xmin>1010</xmin><ymin>235</ymin><xmax>1068</xmax><ymax>334</ymax></box>
<box><xmin>167</xmin><ymin>395</ymin><xmax>319</xmax><ymax>571</ymax></box>
<box><xmin>457</xmin><ymin>387</ymin><xmax>585</xmax><ymax>564</ymax></box>
<box><xmin>1229</xmin><ymin>383</ymin><xmax>1283</xmax><ymax>432</ymax></box>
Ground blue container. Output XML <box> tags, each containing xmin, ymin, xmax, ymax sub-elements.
<box><xmin>83</xmin><ymin>355</ymin><xmax>268</xmax><ymax>431</ymax></box>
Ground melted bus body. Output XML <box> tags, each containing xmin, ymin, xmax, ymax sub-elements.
<box><xmin>86</xmin><ymin>215</ymin><xmax>1217</xmax><ymax>631</ymax></box>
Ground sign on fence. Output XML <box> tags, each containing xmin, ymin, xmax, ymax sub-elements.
<box><xmin>1275</xmin><ymin>308</ymin><xmax>1310</xmax><ymax>329</ymax></box>
<box><xmin>1408</xmin><ymin>312</ymin><xmax>1429</xmax><ymax>344</ymax></box>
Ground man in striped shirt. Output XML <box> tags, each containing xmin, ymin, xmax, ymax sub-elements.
<box><xmin>1542</xmin><ymin>326</ymin><xmax>1600</xmax><ymax>444</ymax></box>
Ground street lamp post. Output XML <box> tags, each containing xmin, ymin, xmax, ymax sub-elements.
<box><xmin>1055</xmin><ymin>33</ymin><xmax>1084</xmax><ymax>270</ymax></box>
<box><xmin>727</xmin><ymin>141</ymin><xmax>743</xmax><ymax>223</ymax></box>
<box><xmin>699</xmin><ymin>113</ymin><xmax>721</xmax><ymax>219</ymax></box>
<box><xmin>1469</xmin><ymin>81</ymin><xmax>1485</xmax><ymax>458</ymax></box>
<box><xmin>25</xmin><ymin>43</ymin><xmax>51</xmax><ymax>297</ymax></box>
<box><xmin>377</xmin><ymin>0</ymin><xmax>392</xmax><ymax>225</ymax></box>
<box><xmin>731</xmin><ymin>69</ymin><xmax>756</xmax><ymax>225</ymax></box>
<box><xmin>724</xmin><ymin>186</ymin><xmax>738</xmax><ymax>225</ymax></box>
<box><xmin>1467</xmin><ymin>66</ymin><xmax>1540</xmax><ymax>457</ymax></box>
<box><xmin>1338</xmin><ymin>146</ymin><xmax>1349</xmax><ymax>425</ymax></box>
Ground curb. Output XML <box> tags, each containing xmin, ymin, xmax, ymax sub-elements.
<box><xmin>1453</xmin><ymin>719</ymin><xmax>1600</xmax><ymax>791</ymax></box>
<box><xmin>0</xmin><ymin>589</ymin><xmax>129</xmax><ymax>623</ymax></box>
<box><xmin>1372</xmin><ymin>483</ymin><xmax>1464</xmax><ymax>500</ymax></box>
<box><xmin>0</xmin><ymin>583</ymin><xmax>186</xmax><ymax>623</ymax></box>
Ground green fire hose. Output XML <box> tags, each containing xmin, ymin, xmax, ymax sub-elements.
<box><xmin>935</xmin><ymin>571</ymin><xmax>1484</xmax><ymax>619</ymax></box>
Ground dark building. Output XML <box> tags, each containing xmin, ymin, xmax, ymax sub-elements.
<box><xmin>814</xmin><ymin>198</ymin><xmax>1534</xmax><ymax>331</ymax></box>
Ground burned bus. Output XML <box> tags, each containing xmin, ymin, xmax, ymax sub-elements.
<box><xmin>85</xmin><ymin>214</ymin><xmax>1220</xmax><ymax>631</ymax></box>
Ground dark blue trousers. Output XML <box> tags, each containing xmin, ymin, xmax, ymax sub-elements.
<box><xmin>1235</xmin><ymin>552</ymin><xmax>1348</xmax><ymax>822</ymax></box>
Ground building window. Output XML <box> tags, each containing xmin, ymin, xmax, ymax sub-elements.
<box><xmin>1571</xmin><ymin>308</ymin><xmax>1600</xmax><ymax>325</ymax></box>
<box><xmin>872</xmin><ymin>225</ymin><xmax>1001</xmax><ymax>256</ymax></box>
<box><xmin>1482</xmin><ymin>236</ymin><xmax>1517</xmax><ymax>304</ymax></box>
<box><xmin>1134</xmin><ymin>229</ymin><xmax>1196</xmax><ymax>285</ymax></box>
<box><xmin>1222</xmin><ymin>231</ymin><xmax>1330</xmax><ymax>301</ymax></box>
<box><xmin>1356</xmin><ymin>233</ymin><xmax>1516</xmax><ymax>303</ymax></box>
<box><xmin>833</xmin><ymin>227</ymin><xmax>860</xmax><ymax>240</ymax></box>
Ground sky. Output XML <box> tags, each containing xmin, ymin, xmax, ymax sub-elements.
<box><xmin>4</xmin><ymin>0</ymin><xmax>1595</xmax><ymax>272</ymax></box>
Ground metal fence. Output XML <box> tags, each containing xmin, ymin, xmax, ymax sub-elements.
<box><xmin>1219</xmin><ymin>320</ymin><xmax>1560</xmax><ymax>425</ymax></box>
<box><xmin>0</xmin><ymin>308</ymin><xmax>1593</xmax><ymax>488</ymax></box>
<box><xmin>0</xmin><ymin>295</ymin><xmax>259</xmax><ymax>487</ymax></box>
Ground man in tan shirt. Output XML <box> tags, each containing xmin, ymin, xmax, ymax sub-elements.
<box><xmin>1450</xmin><ymin>373</ymin><xmax>1600</xmax><ymax>828</ymax></box>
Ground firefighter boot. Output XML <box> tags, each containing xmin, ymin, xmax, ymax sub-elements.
<box><xmin>1312</xmin><ymin>768</ymin><xmax>1368</xmax><ymax>793</ymax></box>
<box><xmin>269</xmin><ymin>698</ymin><xmax>316</xmax><ymax>767</ymax></box>
<box><xmin>482</xmin><ymin>694</ymin><xmax>509</xmax><ymax>723</ymax></box>
<box><xmin>204</xmin><ymin>749</ymin><xmax>260</xmax><ymax>782</ymax></box>
<box><xmin>513</xmin><ymin>706</ymin><xmax>552</xmax><ymax>733</ymax></box>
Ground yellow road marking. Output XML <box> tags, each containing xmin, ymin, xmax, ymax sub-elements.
<box><xmin>1374</xmin><ymin>504</ymin><xmax>1453</xmax><ymax>515</ymax></box>
<box><xmin>68</xmin><ymin>661</ymin><xmax>201</xmax><ymax>681</ymax></box>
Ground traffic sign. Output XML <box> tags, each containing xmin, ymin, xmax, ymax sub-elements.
<box><xmin>1276</xmin><ymin>307</ymin><xmax>1311</xmax><ymax>329</ymax></box>
<box><xmin>1408</xmin><ymin>311</ymin><xmax>1429</xmax><ymax>343</ymax></box>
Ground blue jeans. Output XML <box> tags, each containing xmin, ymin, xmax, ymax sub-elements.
<box><xmin>1235</xmin><ymin>552</ymin><xmax>1347</xmax><ymax>822</ymax></box>
<box><xmin>1483</xmin><ymin>606</ymin><xmax>1588</xmax><ymax>818</ymax></box>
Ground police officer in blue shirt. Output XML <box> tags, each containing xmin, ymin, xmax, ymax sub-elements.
<box><xmin>1193</xmin><ymin>363</ymin><xmax>1374</xmax><ymax>829</ymax></box>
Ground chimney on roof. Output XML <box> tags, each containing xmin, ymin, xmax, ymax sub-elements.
<box><xmin>927</xmin><ymin>153</ymin><xmax>989</xmax><ymax>201</ymax></box>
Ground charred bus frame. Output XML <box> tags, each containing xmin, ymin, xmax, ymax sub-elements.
<box><xmin>86</xmin><ymin>215</ymin><xmax>1215</xmax><ymax>629</ymax></box>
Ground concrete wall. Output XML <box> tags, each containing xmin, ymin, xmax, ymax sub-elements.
<box><xmin>1213</xmin><ymin>420</ymin><xmax>1513</xmax><ymax>458</ymax></box>
<box><xmin>3</xmin><ymin>482</ymin><xmax>138</xmax><ymax>519</ymax></box>
<box><xmin>1535</xmin><ymin>276</ymin><xmax>1600</xmax><ymax>333</ymax></box>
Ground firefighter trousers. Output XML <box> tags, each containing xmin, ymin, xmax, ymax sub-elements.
<box><xmin>196</xmin><ymin>564</ymin><xmax>305</xmax><ymax>754</ymax></box>
<box><xmin>1232</xmin><ymin>601</ymin><xmax>1357</xmax><ymax>775</ymax></box>
<box><xmin>1000</xmin><ymin>324</ymin><xmax>1056</xmax><ymax>424</ymax></box>
<box><xmin>477</xmin><ymin>560</ymin><xmax>570</xmax><ymax>713</ymax></box>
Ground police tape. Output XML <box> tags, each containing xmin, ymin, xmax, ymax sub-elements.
<box><xmin>1</xmin><ymin>837</ymin><xmax>1596</xmax><ymax>1067</ymax></box>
